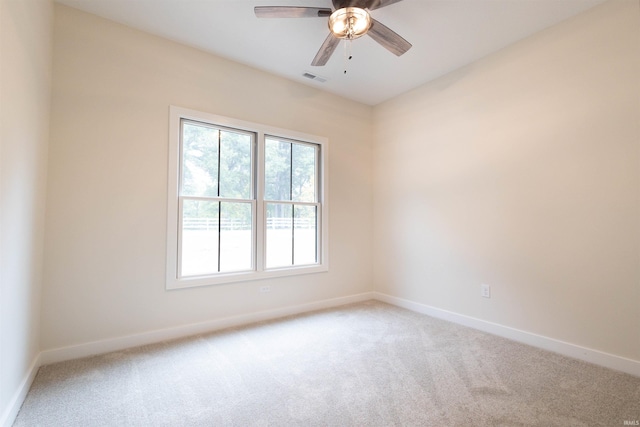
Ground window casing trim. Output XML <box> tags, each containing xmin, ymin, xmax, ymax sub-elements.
<box><xmin>166</xmin><ymin>106</ymin><xmax>328</xmax><ymax>290</ymax></box>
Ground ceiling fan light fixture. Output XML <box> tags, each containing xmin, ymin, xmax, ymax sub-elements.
<box><xmin>328</xmin><ymin>7</ymin><xmax>371</xmax><ymax>40</ymax></box>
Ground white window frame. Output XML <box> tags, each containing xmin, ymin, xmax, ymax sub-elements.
<box><xmin>166</xmin><ymin>106</ymin><xmax>329</xmax><ymax>290</ymax></box>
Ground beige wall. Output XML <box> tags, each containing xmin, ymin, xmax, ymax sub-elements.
<box><xmin>0</xmin><ymin>0</ymin><xmax>52</xmax><ymax>422</ymax></box>
<box><xmin>373</xmin><ymin>0</ymin><xmax>640</xmax><ymax>360</ymax></box>
<box><xmin>41</xmin><ymin>5</ymin><xmax>373</xmax><ymax>350</ymax></box>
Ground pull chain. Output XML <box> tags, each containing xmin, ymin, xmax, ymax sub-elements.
<box><xmin>343</xmin><ymin>15</ymin><xmax>355</xmax><ymax>75</ymax></box>
<box><xmin>343</xmin><ymin>38</ymin><xmax>353</xmax><ymax>75</ymax></box>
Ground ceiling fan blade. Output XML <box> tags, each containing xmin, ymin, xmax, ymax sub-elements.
<box><xmin>367</xmin><ymin>18</ymin><xmax>412</xmax><ymax>56</ymax></box>
<box><xmin>254</xmin><ymin>6</ymin><xmax>332</xmax><ymax>18</ymax></box>
<box><xmin>311</xmin><ymin>33</ymin><xmax>340</xmax><ymax>66</ymax></box>
<box><xmin>368</xmin><ymin>0</ymin><xmax>404</xmax><ymax>10</ymax></box>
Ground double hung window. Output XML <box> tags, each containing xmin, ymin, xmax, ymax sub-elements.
<box><xmin>166</xmin><ymin>106</ymin><xmax>328</xmax><ymax>289</ymax></box>
<box><xmin>265</xmin><ymin>137</ymin><xmax>319</xmax><ymax>269</ymax></box>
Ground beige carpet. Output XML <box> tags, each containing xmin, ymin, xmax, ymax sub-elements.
<box><xmin>14</xmin><ymin>300</ymin><xmax>640</xmax><ymax>426</ymax></box>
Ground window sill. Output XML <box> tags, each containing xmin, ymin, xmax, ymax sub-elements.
<box><xmin>166</xmin><ymin>264</ymin><xmax>329</xmax><ymax>290</ymax></box>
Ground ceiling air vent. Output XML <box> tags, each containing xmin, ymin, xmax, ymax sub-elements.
<box><xmin>302</xmin><ymin>72</ymin><xmax>327</xmax><ymax>83</ymax></box>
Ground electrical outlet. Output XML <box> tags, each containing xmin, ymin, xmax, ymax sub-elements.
<box><xmin>481</xmin><ymin>284</ymin><xmax>491</xmax><ymax>298</ymax></box>
<box><xmin>259</xmin><ymin>285</ymin><xmax>271</xmax><ymax>293</ymax></box>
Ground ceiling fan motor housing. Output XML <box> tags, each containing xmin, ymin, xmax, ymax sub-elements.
<box><xmin>333</xmin><ymin>0</ymin><xmax>379</xmax><ymax>10</ymax></box>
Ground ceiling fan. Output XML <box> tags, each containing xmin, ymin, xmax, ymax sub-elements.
<box><xmin>254</xmin><ymin>0</ymin><xmax>412</xmax><ymax>66</ymax></box>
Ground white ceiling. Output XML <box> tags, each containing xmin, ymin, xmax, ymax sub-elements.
<box><xmin>55</xmin><ymin>0</ymin><xmax>607</xmax><ymax>105</ymax></box>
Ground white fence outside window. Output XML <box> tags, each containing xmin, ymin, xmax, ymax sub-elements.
<box><xmin>183</xmin><ymin>217</ymin><xmax>316</xmax><ymax>231</ymax></box>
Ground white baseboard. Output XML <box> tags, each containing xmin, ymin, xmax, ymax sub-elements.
<box><xmin>374</xmin><ymin>292</ymin><xmax>640</xmax><ymax>378</ymax></box>
<box><xmin>40</xmin><ymin>292</ymin><xmax>374</xmax><ymax>366</ymax></box>
<box><xmin>1</xmin><ymin>353</ymin><xmax>40</xmax><ymax>427</ymax></box>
